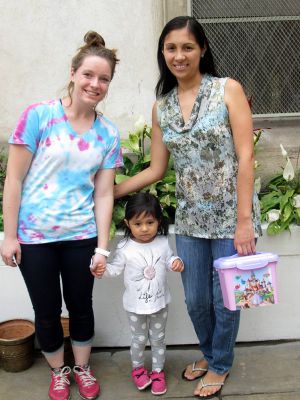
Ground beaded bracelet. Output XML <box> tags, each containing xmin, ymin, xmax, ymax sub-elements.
<box><xmin>94</xmin><ymin>248</ymin><xmax>110</xmax><ymax>257</ymax></box>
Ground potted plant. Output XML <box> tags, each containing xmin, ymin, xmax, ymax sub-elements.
<box><xmin>258</xmin><ymin>144</ymin><xmax>300</xmax><ymax>235</ymax></box>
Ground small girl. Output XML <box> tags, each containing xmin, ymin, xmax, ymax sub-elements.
<box><xmin>92</xmin><ymin>192</ymin><xmax>184</xmax><ymax>396</ymax></box>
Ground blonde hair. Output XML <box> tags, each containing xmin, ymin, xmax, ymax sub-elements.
<box><xmin>67</xmin><ymin>31</ymin><xmax>119</xmax><ymax>99</ymax></box>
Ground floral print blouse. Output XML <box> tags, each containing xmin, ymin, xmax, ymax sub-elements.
<box><xmin>157</xmin><ymin>74</ymin><xmax>262</xmax><ymax>239</ymax></box>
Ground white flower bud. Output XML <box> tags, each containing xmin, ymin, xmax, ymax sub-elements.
<box><xmin>267</xmin><ymin>209</ymin><xmax>281</xmax><ymax>222</ymax></box>
<box><xmin>292</xmin><ymin>194</ymin><xmax>300</xmax><ymax>208</ymax></box>
<box><xmin>283</xmin><ymin>158</ymin><xmax>295</xmax><ymax>181</ymax></box>
<box><xmin>254</xmin><ymin>177</ymin><xmax>261</xmax><ymax>193</ymax></box>
<box><xmin>134</xmin><ymin>115</ymin><xmax>146</xmax><ymax>132</ymax></box>
<box><xmin>280</xmin><ymin>144</ymin><xmax>288</xmax><ymax>158</ymax></box>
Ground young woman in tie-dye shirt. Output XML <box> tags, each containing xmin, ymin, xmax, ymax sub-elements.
<box><xmin>1</xmin><ymin>31</ymin><xmax>123</xmax><ymax>400</ymax></box>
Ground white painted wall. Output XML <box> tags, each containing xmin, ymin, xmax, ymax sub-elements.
<box><xmin>0</xmin><ymin>0</ymin><xmax>164</xmax><ymax>141</ymax></box>
<box><xmin>1</xmin><ymin>226</ymin><xmax>300</xmax><ymax>346</ymax></box>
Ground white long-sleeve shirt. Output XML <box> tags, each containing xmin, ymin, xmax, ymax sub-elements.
<box><xmin>105</xmin><ymin>236</ymin><xmax>181</xmax><ymax>314</ymax></box>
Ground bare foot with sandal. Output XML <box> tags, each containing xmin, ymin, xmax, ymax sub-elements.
<box><xmin>194</xmin><ymin>370</ymin><xmax>229</xmax><ymax>398</ymax></box>
<box><xmin>181</xmin><ymin>359</ymin><xmax>208</xmax><ymax>381</ymax></box>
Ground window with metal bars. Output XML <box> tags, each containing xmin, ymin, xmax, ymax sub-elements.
<box><xmin>191</xmin><ymin>0</ymin><xmax>300</xmax><ymax>115</ymax></box>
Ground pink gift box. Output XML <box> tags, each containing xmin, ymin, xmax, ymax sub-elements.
<box><xmin>214</xmin><ymin>253</ymin><xmax>279</xmax><ymax>311</ymax></box>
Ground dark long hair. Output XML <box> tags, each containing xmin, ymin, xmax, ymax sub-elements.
<box><xmin>123</xmin><ymin>193</ymin><xmax>169</xmax><ymax>238</ymax></box>
<box><xmin>155</xmin><ymin>16</ymin><xmax>218</xmax><ymax>97</ymax></box>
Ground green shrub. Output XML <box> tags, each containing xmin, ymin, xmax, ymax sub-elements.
<box><xmin>258</xmin><ymin>144</ymin><xmax>300</xmax><ymax>235</ymax></box>
<box><xmin>111</xmin><ymin>123</ymin><xmax>176</xmax><ymax>238</ymax></box>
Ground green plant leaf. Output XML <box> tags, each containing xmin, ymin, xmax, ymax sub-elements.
<box><xmin>268</xmin><ymin>184</ymin><xmax>281</xmax><ymax>192</ymax></box>
<box><xmin>148</xmin><ymin>184</ymin><xmax>158</xmax><ymax>196</ymax></box>
<box><xmin>115</xmin><ymin>174</ymin><xmax>130</xmax><ymax>184</ymax></box>
<box><xmin>112</xmin><ymin>203</ymin><xmax>125</xmax><ymax>226</ymax></box>
<box><xmin>129</xmin><ymin>133</ymin><xmax>140</xmax><ymax>152</ymax></box>
<box><xmin>169</xmin><ymin>195</ymin><xmax>177</xmax><ymax>205</ymax></box>
<box><xmin>259</xmin><ymin>191</ymin><xmax>280</xmax><ymax>212</ymax></box>
<box><xmin>266</xmin><ymin>221</ymin><xmax>282</xmax><ymax>235</ymax></box>
<box><xmin>162</xmin><ymin>170</ymin><xmax>176</xmax><ymax>184</ymax></box>
<box><xmin>109</xmin><ymin>221</ymin><xmax>117</xmax><ymax>240</ymax></box>
<box><xmin>267</xmin><ymin>221</ymin><xmax>280</xmax><ymax>236</ymax></box>
<box><xmin>122</xmin><ymin>156</ymin><xmax>134</xmax><ymax>170</ymax></box>
<box><xmin>282</xmin><ymin>203</ymin><xmax>293</xmax><ymax>222</ymax></box>
<box><xmin>279</xmin><ymin>189</ymin><xmax>295</xmax><ymax>210</ymax></box>
<box><xmin>130</xmin><ymin>161</ymin><xmax>145</xmax><ymax>175</ymax></box>
<box><xmin>120</xmin><ymin>139</ymin><xmax>132</xmax><ymax>150</ymax></box>
<box><xmin>266</xmin><ymin>173</ymin><xmax>285</xmax><ymax>187</ymax></box>
<box><xmin>160</xmin><ymin>194</ymin><xmax>171</xmax><ymax>206</ymax></box>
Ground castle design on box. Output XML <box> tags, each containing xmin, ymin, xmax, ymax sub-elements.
<box><xmin>214</xmin><ymin>253</ymin><xmax>279</xmax><ymax>311</ymax></box>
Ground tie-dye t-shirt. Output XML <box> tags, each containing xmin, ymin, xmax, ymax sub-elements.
<box><xmin>9</xmin><ymin>99</ymin><xmax>123</xmax><ymax>244</ymax></box>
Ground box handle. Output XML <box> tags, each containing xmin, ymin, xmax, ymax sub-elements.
<box><xmin>237</xmin><ymin>261</ymin><xmax>269</xmax><ymax>270</ymax></box>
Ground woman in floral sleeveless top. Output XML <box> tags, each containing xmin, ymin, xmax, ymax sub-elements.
<box><xmin>115</xmin><ymin>16</ymin><xmax>261</xmax><ymax>398</ymax></box>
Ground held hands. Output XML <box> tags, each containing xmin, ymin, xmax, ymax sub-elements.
<box><xmin>171</xmin><ymin>258</ymin><xmax>184</xmax><ymax>272</ymax></box>
<box><xmin>90</xmin><ymin>253</ymin><xmax>107</xmax><ymax>279</ymax></box>
<box><xmin>234</xmin><ymin>219</ymin><xmax>256</xmax><ymax>256</ymax></box>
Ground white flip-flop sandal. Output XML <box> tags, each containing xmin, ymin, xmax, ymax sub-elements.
<box><xmin>182</xmin><ymin>360</ymin><xmax>208</xmax><ymax>381</ymax></box>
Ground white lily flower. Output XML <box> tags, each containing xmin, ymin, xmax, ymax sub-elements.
<box><xmin>280</xmin><ymin>144</ymin><xmax>288</xmax><ymax>158</ymax></box>
<box><xmin>283</xmin><ymin>158</ymin><xmax>295</xmax><ymax>181</ymax></box>
<box><xmin>292</xmin><ymin>194</ymin><xmax>300</xmax><ymax>208</ymax></box>
<box><xmin>134</xmin><ymin>115</ymin><xmax>146</xmax><ymax>132</ymax></box>
<box><xmin>267</xmin><ymin>209</ymin><xmax>281</xmax><ymax>222</ymax></box>
<box><xmin>254</xmin><ymin>177</ymin><xmax>261</xmax><ymax>193</ymax></box>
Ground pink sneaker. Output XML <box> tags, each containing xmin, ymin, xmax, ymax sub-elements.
<box><xmin>73</xmin><ymin>365</ymin><xmax>100</xmax><ymax>399</ymax></box>
<box><xmin>48</xmin><ymin>366</ymin><xmax>71</xmax><ymax>400</ymax></box>
<box><xmin>131</xmin><ymin>366</ymin><xmax>152</xmax><ymax>390</ymax></box>
<box><xmin>150</xmin><ymin>370</ymin><xmax>167</xmax><ymax>395</ymax></box>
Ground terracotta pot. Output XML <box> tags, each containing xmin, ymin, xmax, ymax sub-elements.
<box><xmin>0</xmin><ymin>319</ymin><xmax>35</xmax><ymax>372</ymax></box>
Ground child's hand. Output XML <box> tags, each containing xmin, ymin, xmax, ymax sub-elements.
<box><xmin>92</xmin><ymin>263</ymin><xmax>106</xmax><ymax>278</ymax></box>
<box><xmin>171</xmin><ymin>259</ymin><xmax>184</xmax><ymax>272</ymax></box>
<box><xmin>90</xmin><ymin>255</ymin><xmax>106</xmax><ymax>278</ymax></box>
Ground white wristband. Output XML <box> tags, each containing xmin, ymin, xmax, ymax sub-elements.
<box><xmin>94</xmin><ymin>247</ymin><xmax>110</xmax><ymax>257</ymax></box>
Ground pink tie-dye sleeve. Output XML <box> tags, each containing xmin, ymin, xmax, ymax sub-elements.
<box><xmin>9</xmin><ymin>104</ymin><xmax>40</xmax><ymax>154</ymax></box>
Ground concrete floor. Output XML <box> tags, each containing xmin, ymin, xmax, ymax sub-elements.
<box><xmin>0</xmin><ymin>341</ymin><xmax>300</xmax><ymax>399</ymax></box>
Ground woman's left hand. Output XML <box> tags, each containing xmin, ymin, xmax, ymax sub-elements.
<box><xmin>234</xmin><ymin>219</ymin><xmax>256</xmax><ymax>256</ymax></box>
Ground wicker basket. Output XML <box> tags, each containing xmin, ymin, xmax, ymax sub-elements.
<box><xmin>0</xmin><ymin>319</ymin><xmax>35</xmax><ymax>372</ymax></box>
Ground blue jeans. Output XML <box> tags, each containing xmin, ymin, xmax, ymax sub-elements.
<box><xmin>176</xmin><ymin>235</ymin><xmax>240</xmax><ymax>375</ymax></box>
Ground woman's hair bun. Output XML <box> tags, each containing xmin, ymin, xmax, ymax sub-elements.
<box><xmin>84</xmin><ymin>31</ymin><xmax>105</xmax><ymax>48</ymax></box>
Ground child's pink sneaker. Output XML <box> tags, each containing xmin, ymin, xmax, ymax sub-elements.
<box><xmin>131</xmin><ymin>366</ymin><xmax>152</xmax><ymax>390</ymax></box>
<box><xmin>73</xmin><ymin>365</ymin><xmax>100</xmax><ymax>399</ymax></box>
<box><xmin>150</xmin><ymin>370</ymin><xmax>167</xmax><ymax>395</ymax></box>
<box><xmin>48</xmin><ymin>366</ymin><xmax>71</xmax><ymax>400</ymax></box>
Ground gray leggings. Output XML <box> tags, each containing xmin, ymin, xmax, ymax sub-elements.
<box><xmin>127</xmin><ymin>306</ymin><xmax>168</xmax><ymax>372</ymax></box>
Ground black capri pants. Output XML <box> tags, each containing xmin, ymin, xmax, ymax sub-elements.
<box><xmin>19</xmin><ymin>237</ymin><xmax>97</xmax><ymax>353</ymax></box>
